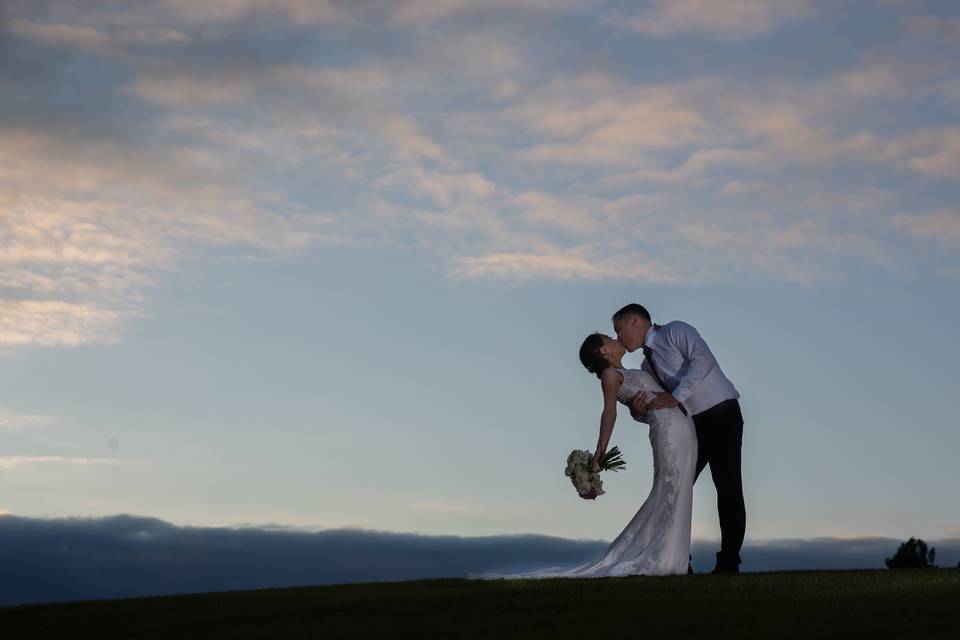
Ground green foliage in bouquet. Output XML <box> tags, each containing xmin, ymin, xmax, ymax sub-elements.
<box><xmin>598</xmin><ymin>446</ymin><xmax>627</xmax><ymax>471</ymax></box>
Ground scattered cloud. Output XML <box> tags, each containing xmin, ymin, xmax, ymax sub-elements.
<box><xmin>388</xmin><ymin>0</ymin><xmax>589</xmax><ymax>27</ymax></box>
<box><xmin>8</xmin><ymin>17</ymin><xmax>190</xmax><ymax>56</ymax></box>
<box><xmin>450</xmin><ymin>251</ymin><xmax>680</xmax><ymax>283</ymax></box>
<box><xmin>643</xmin><ymin>147</ymin><xmax>771</xmax><ymax>184</ymax></box>
<box><xmin>0</xmin><ymin>409</ymin><xmax>55</xmax><ymax>430</ymax></box>
<box><xmin>0</xmin><ymin>123</ymin><xmax>325</xmax><ymax>347</ymax></box>
<box><xmin>159</xmin><ymin>0</ymin><xmax>347</xmax><ymax>26</ymax></box>
<box><xmin>619</xmin><ymin>0</ymin><xmax>811</xmax><ymax>39</ymax></box>
<box><xmin>1</xmin><ymin>0</ymin><xmax>957</xmax><ymax>349</ymax></box>
<box><xmin>0</xmin><ymin>300</ymin><xmax>121</xmax><ymax>347</ymax></box>
<box><xmin>0</xmin><ymin>455</ymin><xmax>120</xmax><ymax>471</ymax></box>
<box><xmin>892</xmin><ymin>128</ymin><xmax>960</xmax><ymax>179</ymax></box>
<box><xmin>891</xmin><ymin>210</ymin><xmax>960</xmax><ymax>244</ymax></box>
<box><xmin>903</xmin><ymin>15</ymin><xmax>960</xmax><ymax>44</ymax></box>
<box><xmin>502</xmin><ymin>73</ymin><xmax>714</xmax><ymax>166</ymax></box>
<box><xmin>830</xmin><ymin>63</ymin><xmax>903</xmax><ymax>100</ymax></box>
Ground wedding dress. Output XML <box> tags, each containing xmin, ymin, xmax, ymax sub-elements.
<box><xmin>468</xmin><ymin>368</ymin><xmax>697</xmax><ymax>579</ymax></box>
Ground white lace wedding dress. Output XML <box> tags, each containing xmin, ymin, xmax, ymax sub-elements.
<box><xmin>468</xmin><ymin>368</ymin><xmax>697</xmax><ymax>579</ymax></box>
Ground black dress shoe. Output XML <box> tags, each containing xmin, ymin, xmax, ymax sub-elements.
<box><xmin>711</xmin><ymin>552</ymin><xmax>741</xmax><ymax>574</ymax></box>
<box><xmin>710</xmin><ymin>564</ymin><xmax>739</xmax><ymax>574</ymax></box>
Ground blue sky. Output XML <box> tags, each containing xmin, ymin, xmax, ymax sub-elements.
<box><xmin>1</xmin><ymin>0</ymin><xmax>959</xmax><ymax>548</ymax></box>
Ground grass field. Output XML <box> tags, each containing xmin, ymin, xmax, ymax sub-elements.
<box><xmin>2</xmin><ymin>569</ymin><xmax>958</xmax><ymax>639</ymax></box>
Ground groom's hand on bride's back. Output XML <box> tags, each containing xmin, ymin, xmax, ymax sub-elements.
<box><xmin>648</xmin><ymin>393</ymin><xmax>681</xmax><ymax>411</ymax></box>
<box><xmin>629</xmin><ymin>391</ymin><xmax>650</xmax><ymax>420</ymax></box>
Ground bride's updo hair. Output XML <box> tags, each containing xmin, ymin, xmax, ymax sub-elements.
<box><xmin>579</xmin><ymin>333</ymin><xmax>610</xmax><ymax>380</ymax></box>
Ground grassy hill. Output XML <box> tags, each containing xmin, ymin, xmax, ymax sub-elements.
<box><xmin>1</xmin><ymin>569</ymin><xmax>958</xmax><ymax>639</ymax></box>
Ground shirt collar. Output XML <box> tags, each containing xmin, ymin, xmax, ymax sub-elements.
<box><xmin>643</xmin><ymin>323</ymin><xmax>658</xmax><ymax>350</ymax></box>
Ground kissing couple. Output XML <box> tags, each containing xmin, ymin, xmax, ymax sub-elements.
<box><xmin>471</xmin><ymin>303</ymin><xmax>746</xmax><ymax>579</ymax></box>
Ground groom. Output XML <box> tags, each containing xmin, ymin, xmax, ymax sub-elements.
<box><xmin>612</xmin><ymin>303</ymin><xmax>746</xmax><ymax>574</ymax></box>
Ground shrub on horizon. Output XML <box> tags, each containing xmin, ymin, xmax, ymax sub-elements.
<box><xmin>885</xmin><ymin>537</ymin><xmax>936</xmax><ymax>569</ymax></box>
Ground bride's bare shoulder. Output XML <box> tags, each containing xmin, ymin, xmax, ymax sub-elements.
<box><xmin>600</xmin><ymin>367</ymin><xmax>623</xmax><ymax>386</ymax></box>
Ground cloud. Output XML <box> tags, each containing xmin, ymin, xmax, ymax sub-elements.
<box><xmin>388</xmin><ymin>0</ymin><xmax>589</xmax><ymax>27</ymax></box>
<box><xmin>0</xmin><ymin>455</ymin><xmax>120</xmax><ymax>471</ymax></box>
<box><xmin>891</xmin><ymin>210</ymin><xmax>960</xmax><ymax>244</ymax></box>
<box><xmin>159</xmin><ymin>0</ymin><xmax>346</xmax><ymax>26</ymax></box>
<box><xmin>632</xmin><ymin>147</ymin><xmax>771</xmax><ymax>185</ymax></box>
<box><xmin>0</xmin><ymin>122</ymin><xmax>326</xmax><ymax>347</ymax></box>
<box><xmin>0</xmin><ymin>300</ymin><xmax>121</xmax><ymax>347</ymax></box>
<box><xmin>728</xmin><ymin>100</ymin><xmax>879</xmax><ymax>164</ymax></box>
<box><xmin>1</xmin><ymin>513</ymin><xmax>958</xmax><ymax>607</ymax></box>
<box><xmin>378</xmin><ymin>117</ymin><xmax>449</xmax><ymax>160</ymax></box>
<box><xmin>0</xmin><ymin>409</ymin><xmax>55</xmax><ymax>430</ymax></box>
<box><xmin>124</xmin><ymin>73</ymin><xmax>259</xmax><ymax>108</ymax></box>
<box><xmin>125</xmin><ymin>62</ymin><xmax>393</xmax><ymax>109</ymax></box>
<box><xmin>450</xmin><ymin>251</ymin><xmax>680</xmax><ymax>283</ymax></box>
<box><xmin>512</xmin><ymin>191</ymin><xmax>602</xmax><ymax>234</ymax></box>
<box><xmin>0</xmin><ymin>514</ymin><xmax>606</xmax><ymax>606</ymax></box>
<box><xmin>903</xmin><ymin>15</ymin><xmax>960</xmax><ymax>44</ymax></box>
<box><xmin>379</xmin><ymin>168</ymin><xmax>496</xmax><ymax>207</ymax></box>
<box><xmin>830</xmin><ymin>63</ymin><xmax>903</xmax><ymax>99</ymax></box>
<box><xmin>734</xmin><ymin>536</ymin><xmax>960</xmax><ymax>571</ymax></box>
<box><xmin>898</xmin><ymin>129</ymin><xmax>960</xmax><ymax>179</ymax></box>
<box><xmin>620</xmin><ymin>0</ymin><xmax>811</xmax><ymax>39</ymax></box>
<box><xmin>501</xmin><ymin>74</ymin><xmax>713</xmax><ymax>167</ymax></box>
<box><xmin>1</xmin><ymin>0</ymin><xmax>958</xmax><ymax>350</ymax></box>
<box><xmin>8</xmin><ymin>18</ymin><xmax>115</xmax><ymax>53</ymax></box>
<box><xmin>8</xmin><ymin>17</ymin><xmax>190</xmax><ymax>56</ymax></box>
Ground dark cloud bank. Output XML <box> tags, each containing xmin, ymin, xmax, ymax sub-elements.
<box><xmin>2</xmin><ymin>514</ymin><xmax>958</xmax><ymax>607</ymax></box>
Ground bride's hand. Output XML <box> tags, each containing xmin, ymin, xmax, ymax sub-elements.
<box><xmin>591</xmin><ymin>452</ymin><xmax>603</xmax><ymax>472</ymax></box>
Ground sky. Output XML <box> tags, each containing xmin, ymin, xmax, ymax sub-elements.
<box><xmin>1</xmin><ymin>0</ymin><xmax>959</xmax><ymax>569</ymax></box>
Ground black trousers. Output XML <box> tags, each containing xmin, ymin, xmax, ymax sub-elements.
<box><xmin>693</xmin><ymin>398</ymin><xmax>745</xmax><ymax>568</ymax></box>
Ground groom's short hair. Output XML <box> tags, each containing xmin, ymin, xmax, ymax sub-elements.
<box><xmin>612</xmin><ymin>303</ymin><xmax>651</xmax><ymax>323</ymax></box>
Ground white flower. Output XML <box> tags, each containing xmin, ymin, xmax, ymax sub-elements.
<box><xmin>564</xmin><ymin>448</ymin><xmax>611</xmax><ymax>498</ymax></box>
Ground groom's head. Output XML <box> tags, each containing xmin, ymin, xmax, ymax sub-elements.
<box><xmin>612</xmin><ymin>303</ymin><xmax>651</xmax><ymax>353</ymax></box>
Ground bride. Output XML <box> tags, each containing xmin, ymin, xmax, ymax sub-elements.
<box><xmin>469</xmin><ymin>333</ymin><xmax>697</xmax><ymax>580</ymax></box>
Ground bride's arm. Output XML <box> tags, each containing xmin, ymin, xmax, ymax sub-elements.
<box><xmin>591</xmin><ymin>368</ymin><xmax>621</xmax><ymax>471</ymax></box>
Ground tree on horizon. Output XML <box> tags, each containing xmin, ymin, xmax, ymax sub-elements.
<box><xmin>885</xmin><ymin>538</ymin><xmax>936</xmax><ymax>569</ymax></box>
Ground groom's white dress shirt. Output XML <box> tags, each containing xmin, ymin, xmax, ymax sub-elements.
<box><xmin>641</xmin><ymin>321</ymin><xmax>740</xmax><ymax>417</ymax></box>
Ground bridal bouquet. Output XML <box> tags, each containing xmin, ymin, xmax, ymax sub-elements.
<box><xmin>565</xmin><ymin>446</ymin><xmax>627</xmax><ymax>500</ymax></box>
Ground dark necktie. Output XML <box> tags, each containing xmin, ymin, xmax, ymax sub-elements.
<box><xmin>642</xmin><ymin>344</ymin><xmax>688</xmax><ymax>416</ymax></box>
